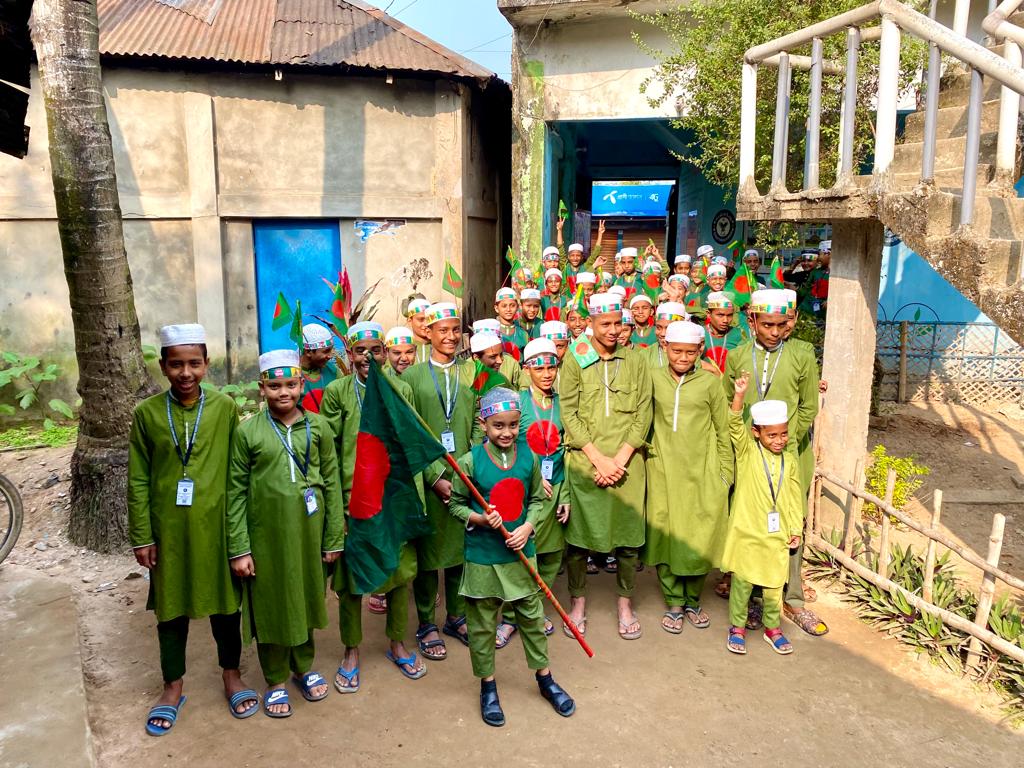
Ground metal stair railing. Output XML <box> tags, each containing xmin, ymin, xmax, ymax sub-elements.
<box><xmin>739</xmin><ymin>0</ymin><xmax>1024</xmax><ymax>228</ymax></box>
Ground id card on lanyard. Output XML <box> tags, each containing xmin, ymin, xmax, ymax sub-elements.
<box><xmin>752</xmin><ymin>343</ymin><xmax>784</xmax><ymax>400</ymax></box>
<box><xmin>758</xmin><ymin>443</ymin><xmax>784</xmax><ymax>534</ymax></box>
<box><xmin>429</xmin><ymin>362</ymin><xmax>458</xmax><ymax>453</ymax></box>
<box><xmin>267</xmin><ymin>411</ymin><xmax>316</xmax><ymax>515</ymax></box>
<box><xmin>167</xmin><ymin>392</ymin><xmax>205</xmax><ymax>507</ymax></box>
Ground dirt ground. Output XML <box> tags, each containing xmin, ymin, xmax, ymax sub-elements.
<box><xmin>2</xmin><ymin>405</ymin><xmax>1024</xmax><ymax>767</ymax></box>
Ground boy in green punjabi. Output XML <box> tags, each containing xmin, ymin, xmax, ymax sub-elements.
<box><xmin>299</xmin><ymin>323</ymin><xmax>338</xmax><ymax>414</ymax></box>
<box><xmin>449</xmin><ymin>387</ymin><xmax>576</xmax><ymax>727</ymax></box>
<box><xmin>613</xmin><ymin>247</ymin><xmax>641</xmax><ymax>300</ymax></box>
<box><xmin>129</xmin><ymin>324</ymin><xmax>257</xmax><ymax>736</ymax></box>
<box><xmin>540</xmin><ymin>320</ymin><xmax>570</xmax><ymax>365</ymax></box>
<box><xmin>721</xmin><ymin>378</ymin><xmax>803</xmax><ymax>656</ymax></box>
<box><xmin>227</xmin><ymin>349</ymin><xmax>344</xmax><ymax>718</ymax></box>
<box><xmin>471</xmin><ymin>322</ymin><xmax>522</xmax><ymax>388</ymax></box>
<box><xmin>703</xmin><ymin>291</ymin><xmax>747</xmax><ymax>375</ymax></box>
<box><xmin>629</xmin><ymin>294</ymin><xmax>657</xmax><ymax>348</ymax></box>
<box><xmin>722</xmin><ymin>289</ymin><xmax>827</xmax><ymax>637</ymax></box>
<box><xmin>495</xmin><ymin>288</ymin><xmax>529</xmax><ymax>361</ymax></box>
<box><xmin>384</xmin><ymin>326</ymin><xmax>418</xmax><ymax>378</ymax></box>
<box><xmin>402</xmin><ymin>295</ymin><xmax>434</xmax><ymax>365</ymax></box>
<box><xmin>403</xmin><ymin>302</ymin><xmax>482</xmax><ymax>659</ymax></box>
<box><xmin>645</xmin><ymin>321</ymin><xmax>733</xmax><ymax>635</ymax></box>
<box><xmin>541</xmin><ymin>268</ymin><xmax>569</xmax><ymax>321</ymax></box>
<box><xmin>561</xmin><ymin>292</ymin><xmax>653</xmax><ymax>640</ymax></box>
<box><xmin>321</xmin><ymin>322</ymin><xmax>427</xmax><ymax>692</ymax></box>
<box><xmin>518</xmin><ymin>289</ymin><xmax>544</xmax><ymax>341</ymax></box>
<box><xmin>644</xmin><ymin>301</ymin><xmax>688</xmax><ymax>370</ymax></box>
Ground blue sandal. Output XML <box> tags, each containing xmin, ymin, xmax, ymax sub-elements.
<box><xmin>386</xmin><ymin>650</ymin><xmax>427</xmax><ymax>680</ymax></box>
<box><xmin>145</xmin><ymin>695</ymin><xmax>186</xmax><ymax>737</ymax></box>
<box><xmin>227</xmin><ymin>689</ymin><xmax>260</xmax><ymax>719</ymax></box>
<box><xmin>442</xmin><ymin>616</ymin><xmax>470</xmax><ymax>647</ymax></box>
<box><xmin>334</xmin><ymin>664</ymin><xmax>360</xmax><ymax>694</ymax></box>
<box><xmin>727</xmin><ymin>626</ymin><xmax>747</xmax><ymax>655</ymax></box>
<box><xmin>263</xmin><ymin>688</ymin><xmax>292</xmax><ymax>718</ymax></box>
<box><xmin>764</xmin><ymin>629</ymin><xmax>794</xmax><ymax>655</ymax></box>
<box><xmin>293</xmin><ymin>672</ymin><xmax>329</xmax><ymax>702</ymax></box>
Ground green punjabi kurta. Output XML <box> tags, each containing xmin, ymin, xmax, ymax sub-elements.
<box><xmin>685</xmin><ymin>286</ymin><xmax>710</xmax><ymax>319</ymax></box>
<box><xmin>560</xmin><ymin>346</ymin><xmax>652</xmax><ymax>552</ymax></box>
<box><xmin>518</xmin><ymin>388</ymin><xmax>567</xmax><ymax>555</ymax></box>
<box><xmin>643</xmin><ymin>367</ymin><xmax>733</xmax><ymax>575</ymax></box>
<box><xmin>643</xmin><ymin>343</ymin><xmax>667</xmax><ymax>370</ymax></box>
<box><xmin>128</xmin><ymin>388</ymin><xmax>240</xmax><ymax>623</ymax></box>
<box><xmin>499</xmin><ymin>356</ymin><xmax>523</xmax><ymax>391</ymax></box>
<box><xmin>561</xmin><ymin>242</ymin><xmax>601</xmax><ymax>293</ymax></box>
<box><xmin>541</xmin><ymin>292</ymin><xmax>569</xmax><ymax>322</ymax></box>
<box><xmin>516</xmin><ymin>318</ymin><xmax>542</xmax><ymax>342</ymax></box>
<box><xmin>500</xmin><ymin>322</ymin><xmax>530</xmax><ymax>358</ymax></box>
<box><xmin>449</xmin><ymin>447</ymin><xmax>546</xmax><ymax>601</ymax></box>
<box><xmin>719</xmin><ymin>411</ymin><xmax>804</xmax><ymax>587</ymax></box>
<box><xmin>320</xmin><ymin>374</ymin><xmax>422</xmax><ymax>595</ymax></box>
<box><xmin>614</xmin><ymin>272</ymin><xmax>641</xmax><ymax>300</ymax></box>
<box><xmin>414</xmin><ymin>342</ymin><xmax>432</xmax><ymax>364</ymax></box>
<box><xmin>723</xmin><ymin>340</ymin><xmax>820</xmax><ymax>492</ymax></box>
<box><xmin>403</xmin><ymin>357</ymin><xmax>483</xmax><ymax>570</ymax></box>
<box><xmin>226</xmin><ymin>410</ymin><xmax>345</xmax><ymax>646</ymax></box>
<box><xmin>703</xmin><ymin>325</ymin><xmax>746</xmax><ymax>375</ymax></box>
<box><xmin>630</xmin><ymin>324</ymin><xmax>657</xmax><ymax>349</ymax></box>
<box><xmin>301</xmin><ymin>360</ymin><xmax>338</xmax><ymax>414</ymax></box>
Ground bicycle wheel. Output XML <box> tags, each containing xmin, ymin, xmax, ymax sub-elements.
<box><xmin>0</xmin><ymin>472</ymin><xmax>24</xmax><ymax>565</ymax></box>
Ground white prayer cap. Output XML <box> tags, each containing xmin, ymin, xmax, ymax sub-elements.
<box><xmin>520</xmin><ymin>288</ymin><xmax>542</xmax><ymax>301</ymax></box>
<box><xmin>470</xmin><ymin>332</ymin><xmax>502</xmax><ymax>354</ymax></box>
<box><xmin>346</xmin><ymin>321</ymin><xmax>383</xmax><ymax>343</ymax></box>
<box><xmin>588</xmin><ymin>292</ymin><xmax>622</xmax><ymax>315</ymax></box>
<box><xmin>629</xmin><ymin>294</ymin><xmax>653</xmax><ymax>308</ymax></box>
<box><xmin>744</xmin><ymin>249</ymin><xmax>761</xmax><ymax>259</ymax></box>
<box><xmin>696</xmin><ymin>244</ymin><xmax>714</xmax><ymax>258</ymax></box>
<box><xmin>613</xmin><ymin>251</ymin><xmax>622</xmax><ymax>261</ymax></box>
<box><xmin>302</xmin><ymin>322</ymin><xmax>334</xmax><ymax>350</ymax></box>
<box><xmin>711</xmin><ymin>256</ymin><xmax>729</xmax><ymax>266</ymax></box>
<box><xmin>523</xmin><ymin>338</ymin><xmax>557</xmax><ymax>362</ymax></box>
<box><xmin>665</xmin><ymin>320</ymin><xmax>705</xmax><ymax>345</ymax></box>
<box><xmin>540</xmin><ymin>320</ymin><xmax>569</xmax><ymax>339</ymax></box>
<box><xmin>424</xmin><ymin>302</ymin><xmax>460</xmax><ymax>325</ymax></box>
<box><xmin>706</xmin><ymin>291</ymin><xmax>735</xmax><ymax>310</ymax></box>
<box><xmin>783</xmin><ymin>289</ymin><xmax>798</xmax><ymax>309</ymax></box>
<box><xmin>542</xmin><ymin>245</ymin><xmax>560</xmax><ymax>259</ymax></box>
<box><xmin>643</xmin><ymin>259</ymin><xmax>662</xmax><ymax>274</ymax></box>
<box><xmin>707</xmin><ymin>264</ymin><xmax>727</xmax><ymax>278</ymax></box>
<box><xmin>619</xmin><ymin>247</ymin><xmax>638</xmax><ymax>258</ymax></box>
<box><xmin>259</xmin><ymin>349</ymin><xmax>300</xmax><ymax>374</ymax></box>
<box><xmin>608</xmin><ymin>285</ymin><xmax>627</xmax><ymax>299</ymax></box>
<box><xmin>622</xmin><ymin>308</ymin><xmax>636</xmax><ymax>326</ymax></box>
<box><xmin>495</xmin><ymin>287</ymin><xmax>517</xmax><ymax>302</ymax></box>
<box><xmin>667</xmin><ymin>274</ymin><xmax>690</xmax><ymax>288</ymax></box>
<box><xmin>576</xmin><ymin>271</ymin><xmax>597</xmax><ymax>285</ymax></box>
<box><xmin>472</xmin><ymin>318</ymin><xmax>501</xmax><ymax>334</ymax></box>
<box><xmin>674</xmin><ymin>254</ymin><xmax>692</xmax><ymax>265</ymax></box>
<box><xmin>404</xmin><ymin>297</ymin><xmax>431</xmax><ymax>317</ymax></box>
<box><xmin>159</xmin><ymin>323</ymin><xmax>206</xmax><ymax>348</ymax></box>
<box><xmin>750</xmin><ymin>289</ymin><xmax>790</xmax><ymax>314</ymax></box>
<box><xmin>751</xmin><ymin>399</ymin><xmax>789</xmax><ymax>426</ymax></box>
<box><xmin>544</xmin><ymin>268</ymin><xmax>563</xmax><ymax>280</ymax></box>
<box><xmin>656</xmin><ymin>302</ymin><xmax>689</xmax><ymax>321</ymax></box>
<box><xmin>385</xmin><ymin>326</ymin><xmax>415</xmax><ymax>348</ymax></box>
<box><xmin>568</xmin><ymin>243</ymin><xmax>584</xmax><ymax>253</ymax></box>
<box><xmin>819</xmin><ymin>240</ymin><xmax>832</xmax><ymax>252</ymax></box>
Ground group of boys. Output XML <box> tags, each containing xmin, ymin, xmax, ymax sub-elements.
<box><xmin>127</xmin><ymin>234</ymin><xmax>830</xmax><ymax>735</ymax></box>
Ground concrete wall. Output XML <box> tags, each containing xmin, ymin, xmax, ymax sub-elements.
<box><xmin>0</xmin><ymin>65</ymin><xmax>507</xmax><ymax>384</ymax></box>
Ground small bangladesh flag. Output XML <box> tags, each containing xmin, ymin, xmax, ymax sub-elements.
<box><xmin>347</xmin><ymin>361</ymin><xmax>445</xmax><ymax>593</ymax></box>
<box><xmin>505</xmin><ymin>245</ymin><xmax>516</xmax><ymax>266</ymax></box>
<box><xmin>725</xmin><ymin>266</ymin><xmax>754</xmax><ymax>308</ymax></box>
<box><xmin>769</xmin><ymin>255</ymin><xmax>785</xmax><ymax>288</ymax></box>
<box><xmin>289</xmin><ymin>299</ymin><xmax>303</xmax><ymax>347</ymax></box>
<box><xmin>470</xmin><ymin>359</ymin><xmax>510</xmax><ymax>396</ymax></box>
<box><xmin>442</xmin><ymin>260</ymin><xmax>463</xmax><ymax>298</ymax></box>
<box><xmin>272</xmin><ymin>292</ymin><xmax>293</xmax><ymax>331</ymax></box>
<box><xmin>558</xmin><ymin>198</ymin><xmax>569</xmax><ymax>220</ymax></box>
<box><xmin>569</xmin><ymin>333</ymin><xmax>598</xmax><ymax>369</ymax></box>
<box><xmin>572</xmin><ymin>285</ymin><xmax>590</xmax><ymax>320</ymax></box>
<box><xmin>642</xmin><ymin>261</ymin><xmax>662</xmax><ymax>302</ymax></box>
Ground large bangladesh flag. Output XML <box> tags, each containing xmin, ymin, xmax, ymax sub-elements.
<box><xmin>347</xmin><ymin>361</ymin><xmax>447</xmax><ymax>593</ymax></box>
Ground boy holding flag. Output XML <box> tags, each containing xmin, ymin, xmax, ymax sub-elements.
<box><xmin>299</xmin><ymin>323</ymin><xmax>338</xmax><ymax>413</ymax></box>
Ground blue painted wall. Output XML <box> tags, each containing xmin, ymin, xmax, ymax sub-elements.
<box><xmin>253</xmin><ymin>220</ymin><xmax>342</xmax><ymax>353</ymax></box>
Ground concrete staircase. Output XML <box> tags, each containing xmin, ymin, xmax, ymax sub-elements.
<box><xmin>875</xmin><ymin>42</ymin><xmax>1024</xmax><ymax>342</ymax></box>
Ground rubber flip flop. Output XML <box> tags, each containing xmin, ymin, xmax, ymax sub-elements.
<box><xmin>386</xmin><ymin>649</ymin><xmax>427</xmax><ymax>680</ymax></box>
<box><xmin>145</xmin><ymin>695</ymin><xmax>186</xmax><ymax>736</ymax></box>
<box><xmin>263</xmin><ymin>689</ymin><xmax>292</xmax><ymax>718</ymax></box>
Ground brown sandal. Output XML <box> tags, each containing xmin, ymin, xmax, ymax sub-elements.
<box><xmin>783</xmin><ymin>605</ymin><xmax>829</xmax><ymax>636</ymax></box>
<box><xmin>714</xmin><ymin>574</ymin><xmax>731</xmax><ymax>599</ymax></box>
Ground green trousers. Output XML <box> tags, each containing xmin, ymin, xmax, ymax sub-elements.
<box><xmin>655</xmin><ymin>566</ymin><xmax>707</xmax><ymax>609</ymax></box>
<box><xmin>784</xmin><ymin>540</ymin><xmax>805</xmax><ymax>609</ymax></box>
<box><xmin>730</xmin><ymin>577</ymin><xmax>782</xmax><ymax>630</ymax></box>
<box><xmin>413</xmin><ymin>566</ymin><xmax>465</xmax><ymax>626</ymax></box>
<box><xmin>566</xmin><ymin>544</ymin><xmax>638</xmax><ymax>598</ymax></box>
<box><xmin>156</xmin><ymin>613</ymin><xmax>241</xmax><ymax>683</ymax></box>
<box><xmin>256</xmin><ymin>632</ymin><xmax>316</xmax><ymax>686</ymax></box>
<box><xmin>338</xmin><ymin>582</ymin><xmax>409</xmax><ymax>648</ymax></box>
<box><xmin>502</xmin><ymin>549</ymin><xmax>562</xmax><ymax>624</ymax></box>
<box><xmin>466</xmin><ymin>592</ymin><xmax>548</xmax><ymax>679</ymax></box>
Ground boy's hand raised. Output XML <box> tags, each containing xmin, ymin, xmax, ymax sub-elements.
<box><xmin>230</xmin><ymin>554</ymin><xmax>255</xmax><ymax>578</ymax></box>
<box><xmin>788</xmin><ymin>535</ymin><xmax>801</xmax><ymax>549</ymax></box>
<box><xmin>134</xmin><ymin>544</ymin><xmax>157</xmax><ymax>570</ymax></box>
<box><xmin>734</xmin><ymin>371</ymin><xmax>751</xmax><ymax>396</ymax></box>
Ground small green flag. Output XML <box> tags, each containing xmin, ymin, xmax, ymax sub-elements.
<box><xmin>769</xmin><ymin>255</ymin><xmax>785</xmax><ymax>288</ymax></box>
<box><xmin>289</xmin><ymin>300</ymin><xmax>303</xmax><ymax>347</ymax></box>
<box><xmin>571</xmin><ymin>285</ymin><xmax>589</xmax><ymax>320</ymax></box>
<box><xmin>442</xmin><ymin>260</ymin><xmax>463</xmax><ymax>298</ymax></box>
<box><xmin>272</xmin><ymin>292</ymin><xmax>292</xmax><ymax>331</ymax></box>
<box><xmin>558</xmin><ymin>199</ymin><xmax>568</xmax><ymax>220</ymax></box>
<box><xmin>569</xmin><ymin>332</ymin><xmax>598</xmax><ymax>369</ymax></box>
<box><xmin>505</xmin><ymin>245</ymin><xmax>516</xmax><ymax>267</ymax></box>
<box><xmin>724</xmin><ymin>266</ymin><xmax>754</xmax><ymax>307</ymax></box>
<box><xmin>470</xmin><ymin>360</ymin><xmax>510</xmax><ymax>396</ymax></box>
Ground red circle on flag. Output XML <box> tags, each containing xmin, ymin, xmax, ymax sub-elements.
<box><xmin>544</xmin><ymin>306</ymin><xmax>562</xmax><ymax>322</ymax></box>
<box><xmin>573</xmin><ymin>340</ymin><xmax>589</xmax><ymax>355</ymax></box>
<box><xmin>502</xmin><ymin>341</ymin><xmax>522</xmax><ymax>362</ymax></box>
<box><xmin>489</xmin><ymin>477</ymin><xmax>526</xmax><ymax>523</ymax></box>
<box><xmin>526</xmin><ymin>420</ymin><xmax>560</xmax><ymax>455</ymax></box>
<box><xmin>302</xmin><ymin>389</ymin><xmax>324</xmax><ymax>414</ymax></box>
<box><xmin>349</xmin><ymin>433</ymin><xmax>391</xmax><ymax>520</ymax></box>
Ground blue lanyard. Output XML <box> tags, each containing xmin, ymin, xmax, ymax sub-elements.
<box><xmin>267</xmin><ymin>410</ymin><xmax>311</xmax><ymax>479</ymax></box>
<box><xmin>165</xmin><ymin>391</ymin><xmax>205</xmax><ymax>475</ymax></box>
<box><xmin>757</xmin><ymin>444</ymin><xmax>784</xmax><ymax>510</ymax></box>
<box><xmin>751</xmin><ymin>342</ymin><xmax>785</xmax><ymax>399</ymax></box>
<box><xmin>354</xmin><ymin>379</ymin><xmax>365</xmax><ymax>411</ymax></box>
<box><xmin>428</xmin><ymin>360</ymin><xmax>457</xmax><ymax>427</ymax></box>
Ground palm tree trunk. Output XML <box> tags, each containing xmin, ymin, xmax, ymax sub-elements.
<box><xmin>32</xmin><ymin>0</ymin><xmax>153</xmax><ymax>552</ymax></box>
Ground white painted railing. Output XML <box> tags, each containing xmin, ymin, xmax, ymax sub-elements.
<box><xmin>739</xmin><ymin>0</ymin><xmax>1024</xmax><ymax>227</ymax></box>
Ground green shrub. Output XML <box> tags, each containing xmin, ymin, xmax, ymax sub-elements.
<box><xmin>0</xmin><ymin>351</ymin><xmax>77</xmax><ymax>429</ymax></box>
<box><xmin>863</xmin><ymin>444</ymin><xmax>930</xmax><ymax>522</ymax></box>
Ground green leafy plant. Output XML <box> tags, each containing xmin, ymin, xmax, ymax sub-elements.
<box><xmin>203</xmin><ymin>380</ymin><xmax>261</xmax><ymax>414</ymax></box>
<box><xmin>863</xmin><ymin>444</ymin><xmax>930</xmax><ymax>522</ymax></box>
<box><xmin>0</xmin><ymin>424</ymin><xmax>78</xmax><ymax>449</ymax></box>
<box><xmin>0</xmin><ymin>351</ymin><xmax>76</xmax><ymax>428</ymax></box>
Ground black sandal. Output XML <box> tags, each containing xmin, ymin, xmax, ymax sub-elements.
<box><xmin>480</xmin><ymin>681</ymin><xmax>505</xmax><ymax>727</ymax></box>
<box><xmin>442</xmin><ymin>616</ymin><xmax>470</xmax><ymax>647</ymax></box>
<box><xmin>415</xmin><ymin>623</ymin><xmax>447</xmax><ymax>660</ymax></box>
<box><xmin>537</xmin><ymin>673</ymin><xmax>576</xmax><ymax>717</ymax></box>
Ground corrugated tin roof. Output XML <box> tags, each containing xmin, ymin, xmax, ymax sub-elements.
<box><xmin>96</xmin><ymin>0</ymin><xmax>495</xmax><ymax>81</ymax></box>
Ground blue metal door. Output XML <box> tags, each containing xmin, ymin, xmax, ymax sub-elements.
<box><xmin>253</xmin><ymin>220</ymin><xmax>341</xmax><ymax>353</ymax></box>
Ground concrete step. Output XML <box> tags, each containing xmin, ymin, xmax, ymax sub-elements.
<box><xmin>890</xmin><ymin>131</ymin><xmax>999</xmax><ymax>174</ymax></box>
<box><xmin>939</xmin><ymin>76</ymin><xmax>1007</xmax><ymax>108</ymax></box>
<box><xmin>892</xmin><ymin>163</ymin><xmax>994</xmax><ymax>188</ymax></box>
<box><xmin>926</xmin><ymin>192</ymin><xmax>1024</xmax><ymax>242</ymax></box>
<box><xmin>903</xmin><ymin>98</ymin><xmax>1003</xmax><ymax>141</ymax></box>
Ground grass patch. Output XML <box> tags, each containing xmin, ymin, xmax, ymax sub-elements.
<box><xmin>0</xmin><ymin>424</ymin><xmax>78</xmax><ymax>449</ymax></box>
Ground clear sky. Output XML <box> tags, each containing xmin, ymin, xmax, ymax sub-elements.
<box><xmin>382</xmin><ymin>0</ymin><xmax>514</xmax><ymax>80</ymax></box>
